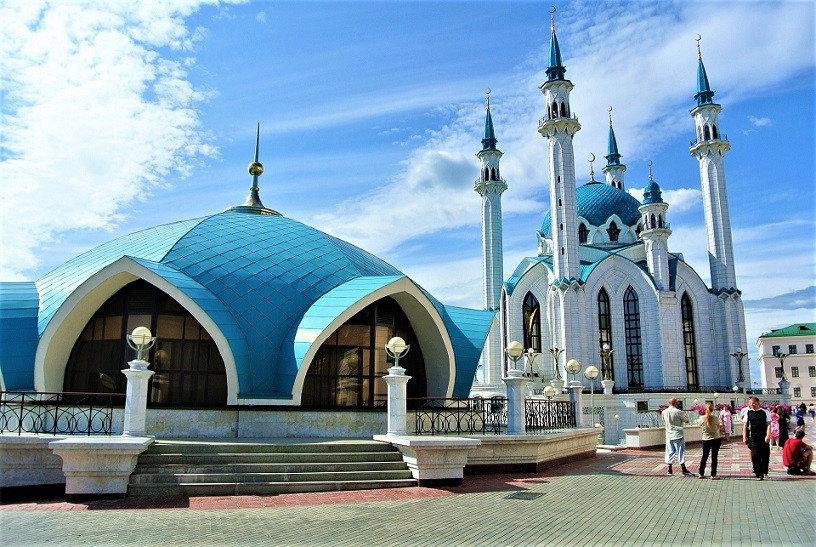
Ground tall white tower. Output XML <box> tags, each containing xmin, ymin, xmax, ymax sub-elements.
<box><xmin>689</xmin><ymin>38</ymin><xmax>747</xmax><ymax>386</ymax></box>
<box><xmin>689</xmin><ymin>41</ymin><xmax>737</xmax><ymax>293</ymax></box>
<box><xmin>475</xmin><ymin>97</ymin><xmax>507</xmax><ymax>311</ymax></box>
<box><xmin>638</xmin><ymin>164</ymin><xmax>672</xmax><ymax>291</ymax></box>
<box><xmin>602</xmin><ymin>108</ymin><xmax>626</xmax><ymax>190</ymax></box>
<box><xmin>538</xmin><ymin>16</ymin><xmax>581</xmax><ymax>284</ymax></box>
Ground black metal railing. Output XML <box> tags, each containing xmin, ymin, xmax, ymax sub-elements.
<box><xmin>745</xmin><ymin>388</ymin><xmax>780</xmax><ymax>395</ymax></box>
<box><xmin>612</xmin><ymin>385</ymin><xmax>736</xmax><ymax>394</ymax></box>
<box><xmin>411</xmin><ymin>397</ymin><xmax>506</xmax><ymax>435</ymax></box>
<box><xmin>525</xmin><ymin>399</ymin><xmax>576</xmax><ymax>433</ymax></box>
<box><xmin>0</xmin><ymin>391</ymin><xmax>125</xmax><ymax>436</ymax></box>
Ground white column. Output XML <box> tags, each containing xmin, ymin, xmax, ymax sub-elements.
<box><xmin>503</xmin><ymin>370</ymin><xmax>528</xmax><ymax>435</ymax></box>
<box><xmin>121</xmin><ymin>360</ymin><xmax>155</xmax><ymax>437</ymax></box>
<box><xmin>383</xmin><ymin>365</ymin><xmax>412</xmax><ymax>436</ymax></box>
<box><xmin>568</xmin><ymin>382</ymin><xmax>586</xmax><ymax>426</ymax></box>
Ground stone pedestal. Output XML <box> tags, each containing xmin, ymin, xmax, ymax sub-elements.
<box><xmin>551</xmin><ymin>378</ymin><xmax>566</xmax><ymax>394</ymax></box>
<box><xmin>777</xmin><ymin>379</ymin><xmax>791</xmax><ymax>406</ymax></box>
<box><xmin>122</xmin><ymin>360</ymin><xmax>155</xmax><ymax>437</ymax></box>
<box><xmin>568</xmin><ymin>382</ymin><xmax>586</xmax><ymax>426</ymax></box>
<box><xmin>601</xmin><ymin>379</ymin><xmax>615</xmax><ymax>395</ymax></box>
<box><xmin>373</xmin><ymin>435</ymin><xmax>480</xmax><ymax>486</ymax></box>
<box><xmin>383</xmin><ymin>365</ymin><xmax>412</xmax><ymax>436</ymax></box>
<box><xmin>504</xmin><ymin>370</ymin><xmax>528</xmax><ymax>435</ymax></box>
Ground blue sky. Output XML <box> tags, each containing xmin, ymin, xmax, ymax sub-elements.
<box><xmin>1</xmin><ymin>0</ymin><xmax>814</xmax><ymax>383</ymax></box>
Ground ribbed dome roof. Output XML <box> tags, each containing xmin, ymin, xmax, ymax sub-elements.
<box><xmin>540</xmin><ymin>183</ymin><xmax>643</xmax><ymax>237</ymax></box>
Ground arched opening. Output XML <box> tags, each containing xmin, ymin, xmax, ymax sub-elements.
<box><xmin>712</xmin><ymin>125</ymin><xmax>719</xmax><ymax>139</ymax></box>
<box><xmin>491</xmin><ymin>167</ymin><xmax>497</xmax><ymax>180</ymax></box>
<box><xmin>483</xmin><ymin>167</ymin><xmax>489</xmax><ymax>181</ymax></box>
<box><xmin>578</xmin><ymin>223</ymin><xmax>588</xmax><ymax>243</ymax></box>
<box><xmin>623</xmin><ymin>286</ymin><xmax>643</xmax><ymax>389</ymax></box>
<box><xmin>658</xmin><ymin>215</ymin><xmax>664</xmax><ymax>228</ymax></box>
<box><xmin>650</xmin><ymin>214</ymin><xmax>656</xmax><ymax>229</ymax></box>
<box><xmin>300</xmin><ymin>296</ymin><xmax>426</xmax><ymax>408</ymax></box>
<box><xmin>560</xmin><ymin>102</ymin><xmax>567</xmax><ymax>117</ymax></box>
<box><xmin>681</xmin><ymin>293</ymin><xmax>699</xmax><ymax>389</ymax></box>
<box><xmin>522</xmin><ymin>292</ymin><xmax>542</xmax><ymax>353</ymax></box>
<box><xmin>703</xmin><ymin>125</ymin><xmax>710</xmax><ymax>140</ymax></box>
<box><xmin>63</xmin><ymin>280</ymin><xmax>227</xmax><ymax>406</ymax></box>
<box><xmin>551</xmin><ymin>101</ymin><xmax>559</xmax><ymax>118</ymax></box>
<box><xmin>607</xmin><ymin>221</ymin><xmax>620</xmax><ymax>242</ymax></box>
<box><xmin>597</xmin><ymin>288</ymin><xmax>614</xmax><ymax>380</ymax></box>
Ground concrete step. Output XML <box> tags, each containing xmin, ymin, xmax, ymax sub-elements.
<box><xmin>132</xmin><ymin>460</ymin><xmax>409</xmax><ymax>476</ymax></box>
<box><xmin>130</xmin><ymin>469</ymin><xmax>414</xmax><ymax>485</ymax></box>
<box><xmin>145</xmin><ymin>440</ymin><xmax>395</xmax><ymax>454</ymax></box>
<box><xmin>128</xmin><ymin>478</ymin><xmax>418</xmax><ymax>497</ymax></box>
<box><xmin>137</xmin><ymin>451</ymin><xmax>404</xmax><ymax>465</ymax></box>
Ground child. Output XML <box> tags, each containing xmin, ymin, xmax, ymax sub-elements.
<box><xmin>770</xmin><ymin>406</ymin><xmax>781</xmax><ymax>450</ymax></box>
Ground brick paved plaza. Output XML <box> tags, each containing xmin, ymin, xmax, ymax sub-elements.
<box><xmin>2</xmin><ymin>427</ymin><xmax>815</xmax><ymax>546</ymax></box>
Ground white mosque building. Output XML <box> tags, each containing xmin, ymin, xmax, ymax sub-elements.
<box><xmin>473</xmin><ymin>22</ymin><xmax>748</xmax><ymax>398</ymax></box>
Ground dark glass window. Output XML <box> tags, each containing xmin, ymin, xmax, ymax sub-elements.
<box><xmin>806</xmin><ymin>344</ymin><xmax>814</xmax><ymax>354</ymax></box>
<box><xmin>522</xmin><ymin>292</ymin><xmax>542</xmax><ymax>353</ymax></box>
<box><xmin>788</xmin><ymin>345</ymin><xmax>798</xmax><ymax>354</ymax></box>
<box><xmin>774</xmin><ymin>367</ymin><xmax>783</xmax><ymax>379</ymax></box>
<box><xmin>578</xmin><ymin>223</ymin><xmax>588</xmax><ymax>243</ymax></box>
<box><xmin>809</xmin><ymin>366</ymin><xmax>815</xmax><ymax>377</ymax></box>
<box><xmin>811</xmin><ymin>387</ymin><xmax>816</xmax><ymax>397</ymax></box>
<box><xmin>772</xmin><ymin>345</ymin><xmax>780</xmax><ymax>356</ymax></box>
<box><xmin>597</xmin><ymin>288</ymin><xmax>614</xmax><ymax>380</ymax></box>
<box><xmin>794</xmin><ymin>387</ymin><xmax>801</xmax><ymax>398</ymax></box>
<box><xmin>791</xmin><ymin>367</ymin><xmax>799</xmax><ymax>378</ymax></box>
<box><xmin>623</xmin><ymin>286</ymin><xmax>643</xmax><ymax>389</ymax></box>
<box><xmin>607</xmin><ymin>222</ymin><xmax>620</xmax><ymax>242</ymax></box>
<box><xmin>64</xmin><ymin>280</ymin><xmax>227</xmax><ymax>406</ymax></box>
<box><xmin>637</xmin><ymin>401</ymin><xmax>649</xmax><ymax>413</ymax></box>
<box><xmin>301</xmin><ymin>297</ymin><xmax>426</xmax><ymax>409</ymax></box>
<box><xmin>681</xmin><ymin>293</ymin><xmax>699</xmax><ymax>390</ymax></box>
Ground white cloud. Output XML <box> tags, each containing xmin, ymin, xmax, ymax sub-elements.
<box><xmin>255</xmin><ymin>11</ymin><xmax>267</xmax><ymax>24</ymax></box>
<box><xmin>748</xmin><ymin>116</ymin><xmax>772</xmax><ymax>127</ymax></box>
<box><xmin>0</xmin><ymin>0</ymin><xmax>237</xmax><ymax>279</ymax></box>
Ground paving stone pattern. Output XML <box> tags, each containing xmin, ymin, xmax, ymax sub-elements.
<box><xmin>2</xmin><ymin>425</ymin><xmax>815</xmax><ymax>546</ymax></box>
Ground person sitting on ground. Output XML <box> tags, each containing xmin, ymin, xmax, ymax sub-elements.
<box><xmin>782</xmin><ymin>428</ymin><xmax>815</xmax><ymax>475</ymax></box>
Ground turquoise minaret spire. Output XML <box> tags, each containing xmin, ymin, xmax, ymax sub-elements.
<box><xmin>546</xmin><ymin>11</ymin><xmax>566</xmax><ymax>82</ymax></box>
<box><xmin>695</xmin><ymin>39</ymin><xmax>715</xmax><ymax>107</ymax></box>
<box><xmin>481</xmin><ymin>96</ymin><xmax>498</xmax><ymax>150</ymax></box>
<box><xmin>602</xmin><ymin>107</ymin><xmax>626</xmax><ymax>190</ymax></box>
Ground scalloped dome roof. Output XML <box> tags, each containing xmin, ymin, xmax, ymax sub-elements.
<box><xmin>540</xmin><ymin>182</ymin><xmax>643</xmax><ymax>237</ymax></box>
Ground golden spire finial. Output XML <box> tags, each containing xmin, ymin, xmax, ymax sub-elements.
<box><xmin>648</xmin><ymin>160</ymin><xmax>654</xmax><ymax>180</ymax></box>
<box><xmin>550</xmin><ymin>6</ymin><xmax>556</xmax><ymax>32</ymax></box>
<box><xmin>696</xmin><ymin>34</ymin><xmax>702</xmax><ymax>60</ymax></box>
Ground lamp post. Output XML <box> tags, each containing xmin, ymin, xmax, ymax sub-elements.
<box><xmin>732</xmin><ymin>385</ymin><xmax>739</xmax><ymax>413</ymax></box>
<box><xmin>543</xmin><ymin>385</ymin><xmax>555</xmax><ymax>400</ymax></box>
<box><xmin>585</xmin><ymin>365</ymin><xmax>599</xmax><ymax>428</ymax></box>
<box><xmin>776</xmin><ymin>352</ymin><xmax>790</xmax><ymax>382</ymax></box>
<box><xmin>383</xmin><ymin>336</ymin><xmax>411</xmax><ymax>436</ymax></box>
<box><xmin>548</xmin><ymin>344</ymin><xmax>564</xmax><ymax>380</ymax></box>
<box><xmin>122</xmin><ymin>327</ymin><xmax>157</xmax><ymax>436</ymax></box>
<box><xmin>565</xmin><ymin>359</ymin><xmax>581</xmax><ymax>383</ymax></box>
<box><xmin>505</xmin><ymin>341</ymin><xmax>524</xmax><ymax>373</ymax></box>
<box><xmin>729</xmin><ymin>347</ymin><xmax>747</xmax><ymax>389</ymax></box>
<box><xmin>525</xmin><ymin>348</ymin><xmax>540</xmax><ymax>380</ymax></box>
<box><xmin>126</xmin><ymin>326</ymin><xmax>156</xmax><ymax>368</ymax></box>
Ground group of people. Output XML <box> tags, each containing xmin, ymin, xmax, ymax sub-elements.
<box><xmin>661</xmin><ymin>397</ymin><xmax>814</xmax><ymax>480</ymax></box>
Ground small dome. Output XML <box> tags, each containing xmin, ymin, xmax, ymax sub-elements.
<box><xmin>540</xmin><ymin>183</ymin><xmax>642</xmax><ymax>237</ymax></box>
<box><xmin>642</xmin><ymin>179</ymin><xmax>664</xmax><ymax>204</ymax></box>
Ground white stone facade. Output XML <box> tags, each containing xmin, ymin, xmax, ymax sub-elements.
<box><xmin>757</xmin><ymin>325</ymin><xmax>816</xmax><ymax>407</ymax></box>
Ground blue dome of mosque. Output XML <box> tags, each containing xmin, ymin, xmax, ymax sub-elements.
<box><xmin>539</xmin><ymin>183</ymin><xmax>643</xmax><ymax>237</ymax></box>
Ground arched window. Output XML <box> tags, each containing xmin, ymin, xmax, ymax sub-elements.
<box><xmin>483</xmin><ymin>167</ymin><xmax>489</xmax><ymax>181</ymax></box>
<box><xmin>597</xmin><ymin>289</ymin><xmax>614</xmax><ymax>380</ymax></box>
<box><xmin>658</xmin><ymin>215</ymin><xmax>664</xmax><ymax>228</ymax></box>
<box><xmin>650</xmin><ymin>214</ymin><xmax>656</xmax><ymax>229</ymax></box>
<box><xmin>607</xmin><ymin>221</ymin><xmax>620</xmax><ymax>242</ymax></box>
<box><xmin>623</xmin><ymin>286</ymin><xmax>643</xmax><ymax>389</ymax></box>
<box><xmin>560</xmin><ymin>102</ymin><xmax>567</xmax><ymax>117</ymax></box>
<box><xmin>712</xmin><ymin>125</ymin><xmax>719</xmax><ymax>139</ymax></box>
<box><xmin>552</xmin><ymin>101</ymin><xmax>559</xmax><ymax>118</ymax></box>
<box><xmin>578</xmin><ymin>223</ymin><xmax>588</xmax><ymax>243</ymax></box>
<box><xmin>302</xmin><ymin>297</ymin><xmax>426</xmax><ymax>408</ymax></box>
<box><xmin>523</xmin><ymin>292</ymin><xmax>542</xmax><ymax>353</ymax></box>
<box><xmin>547</xmin><ymin>105</ymin><xmax>552</xmax><ymax>120</ymax></box>
<box><xmin>703</xmin><ymin>125</ymin><xmax>710</xmax><ymax>140</ymax></box>
<box><xmin>491</xmin><ymin>167</ymin><xmax>497</xmax><ymax>180</ymax></box>
<box><xmin>681</xmin><ymin>293</ymin><xmax>699</xmax><ymax>389</ymax></box>
<box><xmin>64</xmin><ymin>280</ymin><xmax>227</xmax><ymax>406</ymax></box>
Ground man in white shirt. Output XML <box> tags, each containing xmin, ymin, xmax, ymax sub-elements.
<box><xmin>662</xmin><ymin>398</ymin><xmax>694</xmax><ymax>476</ymax></box>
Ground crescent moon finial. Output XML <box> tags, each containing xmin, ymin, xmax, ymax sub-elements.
<box><xmin>485</xmin><ymin>88</ymin><xmax>491</xmax><ymax>108</ymax></box>
<box><xmin>588</xmin><ymin>153</ymin><xmax>596</xmax><ymax>182</ymax></box>
<box><xmin>550</xmin><ymin>6</ymin><xmax>556</xmax><ymax>31</ymax></box>
<box><xmin>608</xmin><ymin>105</ymin><xmax>613</xmax><ymax>127</ymax></box>
<box><xmin>647</xmin><ymin>160</ymin><xmax>654</xmax><ymax>180</ymax></box>
<box><xmin>589</xmin><ymin>153</ymin><xmax>596</xmax><ymax>163</ymax></box>
<box><xmin>695</xmin><ymin>34</ymin><xmax>702</xmax><ymax>59</ymax></box>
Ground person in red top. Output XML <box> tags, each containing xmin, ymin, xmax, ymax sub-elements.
<box><xmin>782</xmin><ymin>429</ymin><xmax>814</xmax><ymax>475</ymax></box>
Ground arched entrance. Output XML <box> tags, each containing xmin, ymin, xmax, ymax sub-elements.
<box><xmin>300</xmin><ymin>296</ymin><xmax>426</xmax><ymax>408</ymax></box>
<box><xmin>63</xmin><ymin>280</ymin><xmax>227</xmax><ymax>406</ymax></box>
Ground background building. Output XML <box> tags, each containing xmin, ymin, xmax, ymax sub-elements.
<box><xmin>757</xmin><ymin>323</ymin><xmax>816</xmax><ymax>407</ymax></box>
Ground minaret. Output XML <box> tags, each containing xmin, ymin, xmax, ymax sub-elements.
<box><xmin>537</xmin><ymin>12</ymin><xmax>581</xmax><ymax>283</ymax></box>
<box><xmin>689</xmin><ymin>38</ymin><xmax>736</xmax><ymax>292</ymax></box>
<box><xmin>474</xmin><ymin>95</ymin><xmax>507</xmax><ymax>311</ymax></box>
<box><xmin>638</xmin><ymin>162</ymin><xmax>672</xmax><ymax>290</ymax></box>
<box><xmin>602</xmin><ymin>107</ymin><xmax>626</xmax><ymax>190</ymax></box>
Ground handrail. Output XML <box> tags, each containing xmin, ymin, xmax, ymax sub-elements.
<box><xmin>0</xmin><ymin>391</ymin><xmax>125</xmax><ymax>436</ymax></box>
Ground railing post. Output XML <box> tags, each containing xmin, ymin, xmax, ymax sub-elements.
<box><xmin>568</xmin><ymin>381</ymin><xmax>586</xmax><ymax>426</ymax></box>
<box><xmin>503</xmin><ymin>369</ymin><xmax>527</xmax><ymax>434</ymax></box>
<box><xmin>383</xmin><ymin>364</ymin><xmax>412</xmax><ymax>436</ymax></box>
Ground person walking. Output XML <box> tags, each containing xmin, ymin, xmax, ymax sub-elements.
<box><xmin>770</xmin><ymin>406</ymin><xmax>781</xmax><ymax>450</ymax></box>
<box><xmin>698</xmin><ymin>402</ymin><xmax>723</xmax><ymax>479</ymax></box>
<box><xmin>778</xmin><ymin>405</ymin><xmax>790</xmax><ymax>449</ymax></box>
<box><xmin>720</xmin><ymin>404</ymin><xmax>733</xmax><ymax>442</ymax></box>
<box><xmin>742</xmin><ymin>396</ymin><xmax>772</xmax><ymax>480</ymax></box>
<box><xmin>662</xmin><ymin>397</ymin><xmax>694</xmax><ymax>476</ymax></box>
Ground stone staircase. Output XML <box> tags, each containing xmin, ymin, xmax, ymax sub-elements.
<box><xmin>127</xmin><ymin>438</ymin><xmax>416</xmax><ymax>497</ymax></box>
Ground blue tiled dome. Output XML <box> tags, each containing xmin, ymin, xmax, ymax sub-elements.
<box><xmin>642</xmin><ymin>179</ymin><xmax>664</xmax><ymax>204</ymax></box>
<box><xmin>540</xmin><ymin>183</ymin><xmax>643</xmax><ymax>237</ymax></box>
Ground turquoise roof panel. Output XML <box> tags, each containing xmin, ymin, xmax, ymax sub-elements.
<box><xmin>160</xmin><ymin>212</ymin><xmax>402</xmax><ymax>396</ymax></box>
<box><xmin>438</xmin><ymin>305</ymin><xmax>497</xmax><ymax>397</ymax></box>
<box><xmin>36</xmin><ymin>217</ymin><xmax>204</xmax><ymax>335</ymax></box>
<box><xmin>540</xmin><ymin>183</ymin><xmax>643</xmax><ymax>236</ymax></box>
<box><xmin>505</xmin><ymin>257</ymin><xmax>552</xmax><ymax>297</ymax></box>
<box><xmin>0</xmin><ymin>282</ymin><xmax>40</xmax><ymax>390</ymax></box>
